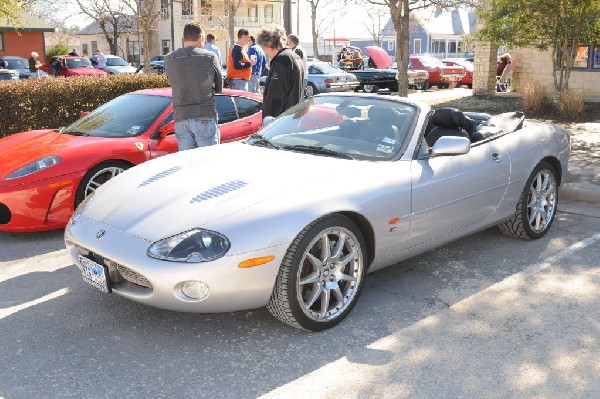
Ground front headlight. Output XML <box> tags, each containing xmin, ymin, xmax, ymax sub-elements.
<box><xmin>147</xmin><ymin>228</ymin><xmax>230</xmax><ymax>263</ymax></box>
<box><xmin>5</xmin><ymin>156</ymin><xmax>61</xmax><ymax>180</ymax></box>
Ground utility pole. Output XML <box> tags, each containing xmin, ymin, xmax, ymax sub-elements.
<box><xmin>284</xmin><ymin>0</ymin><xmax>292</xmax><ymax>34</ymax></box>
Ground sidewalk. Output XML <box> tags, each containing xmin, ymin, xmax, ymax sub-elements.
<box><xmin>408</xmin><ymin>89</ymin><xmax>600</xmax><ymax>205</ymax></box>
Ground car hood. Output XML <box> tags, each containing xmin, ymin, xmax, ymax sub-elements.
<box><xmin>0</xmin><ymin>130</ymin><xmax>100</xmax><ymax>179</ymax></box>
<box><xmin>365</xmin><ymin>46</ymin><xmax>393</xmax><ymax>69</ymax></box>
<box><xmin>80</xmin><ymin>142</ymin><xmax>359</xmax><ymax>241</ymax></box>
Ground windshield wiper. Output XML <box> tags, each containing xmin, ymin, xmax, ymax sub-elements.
<box><xmin>246</xmin><ymin>133</ymin><xmax>280</xmax><ymax>149</ymax></box>
<box><xmin>282</xmin><ymin>145</ymin><xmax>353</xmax><ymax>159</ymax></box>
<box><xmin>62</xmin><ymin>130</ymin><xmax>90</xmax><ymax>136</ymax></box>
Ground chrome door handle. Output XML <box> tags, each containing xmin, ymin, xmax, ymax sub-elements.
<box><xmin>491</xmin><ymin>152</ymin><xmax>502</xmax><ymax>162</ymax></box>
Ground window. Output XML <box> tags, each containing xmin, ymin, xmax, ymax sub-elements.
<box><xmin>413</xmin><ymin>39</ymin><xmax>421</xmax><ymax>54</ymax></box>
<box><xmin>127</xmin><ymin>40</ymin><xmax>140</xmax><ymax>65</ymax></box>
<box><xmin>91</xmin><ymin>41</ymin><xmax>98</xmax><ymax>54</ymax></box>
<box><xmin>182</xmin><ymin>0</ymin><xmax>193</xmax><ymax>16</ymax></box>
<box><xmin>160</xmin><ymin>0</ymin><xmax>170</xmax><ymax>19</ymax></box>
<box><xmin>563</xmin><ymin>44</ymin><xmax>600</xmax><ymax>70</ymax></box>
<box><xmin>216</xmin><ymin>95</ymin><xmax>237</xmax><ymax>124</ymax></box>
<box><xmin>82</xmin><ymin>43</ymin><xmax>89</xmax><ymax>56</ymax></box>
<box><xmin>162</xmin><ymin>40</ymin><xmax>170</xmax><ymax>55</ymax></box>
<box><xmin>264</xmin><ymin>4</ymin><xmax>273</xmax><ymax>23</ymax></box>
<box><xmin>0</xmin><ymin>33</ymin><xmax>4</xmax><ymax>52</ymax></box>
<box><xmin>233</xmin><ymin>96</ymin><xmax>262</xmax><ymax>118</ymax></box>
<box><xmin>248</xmin><ymin>6</ymin><xmax>258</xmax><ymax>23</ymax></box>
<box><xmin>387</xmin><ymin>41</ymin><xmax>394</xmax><ymax>51</ymax></box>
<box><xmin>200</xmin><ymin>0</ymin><xmax>212</xmax><ymax>15</ymax></box>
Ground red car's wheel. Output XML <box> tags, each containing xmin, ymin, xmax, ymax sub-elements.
<box><xmin>74</xmin><ymin>161</ymin><xmax>131</xmax><ymax>208</ymax></box>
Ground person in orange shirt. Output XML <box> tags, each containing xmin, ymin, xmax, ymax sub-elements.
<box><xmin>227</xmin><ymin>28</ymin><xmax>256</xmax><ymax>91</ymax></box>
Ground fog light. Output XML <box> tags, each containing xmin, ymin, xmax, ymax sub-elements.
<box><xmin>181</xmin><ymin>281</ymin><xmax>209</xmax><ymax>300</ymax></box>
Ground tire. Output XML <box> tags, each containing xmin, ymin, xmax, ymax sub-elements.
<box><xmin>305</xmin><ymin>83</ymin><xmax>317</xmax><ymax>97</ymax></box>
<box><xmin>414</xmin><ymin>81</ymin><xmax>429</xmax><ymax>91</ymax></box>
<box><xmin>74</xmin><ymin>161</ymin><xmax>131</xmax><ymax>208</ymax></box>
<box><xmin>498</xmin><ymin>161</ymin><xmax>558</xmax><ymax>240</ymax></box>
<box><xmin>437</xmin><ymin>83</ymin><xmax>449</xmax><ymax>89</ymax></box>
<box><xmin>363</xmin><ymin>84</ymin><xmax>378</xmax><ymax>94</ymax></box>
<box><xmin>267</xmin><ymin>215</ymin><xmax>367</xmax><ymax>331</ymax></box>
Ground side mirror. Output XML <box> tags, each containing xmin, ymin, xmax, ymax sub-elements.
<box><xmin>80</xmin><ymin>111</ymin><xmax>90</xmax><ymax>118</ymax></box>
<box><xmin>428</xmin><ymin>136</ymin><xmax>471</xmax><ymax>157</ymax></box>
<box><xmin>158</xmin><ymin>121</ymin><xmax>175</xmax><ymax>138</ymax></box>
<box><xmin>262</xmin><ymin>116</ymin><xmax>275</xmax><ymax>127</ymax></box>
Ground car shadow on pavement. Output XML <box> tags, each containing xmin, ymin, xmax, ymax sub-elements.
<box><xmin>0</xmin><ymin>229</ymin><xmax>65</xmax><ymax>262</ymax></box>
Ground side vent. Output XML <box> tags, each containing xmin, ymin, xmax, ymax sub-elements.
<box><xmin>138</xmin><ymin>166</ymin><xmax>182</xmax><ymax>188</ymax></box>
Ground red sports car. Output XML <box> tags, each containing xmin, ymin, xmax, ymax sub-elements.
<box><xmin>40</xmin><ymin>56</ymin><xmax>107</xmax><ymax>77</ymax></box>
<box><xmin>0</xmin><ymin>88</ymin><xmax>263</xmax><ymax>232</ymax></box>
<box><xmin>410</xmin><ymin>55</ymin><xmax>465</xmax><ymax>90</ymax></box>
<box><xmin>442</xmin><ymin>58</ymin><xmax>474</xmax><ymax>88</ymax></box>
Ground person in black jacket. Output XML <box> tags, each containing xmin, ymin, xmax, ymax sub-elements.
<box><xmin>257</xmin><ymin>27</ymin><xmax>305</xmax><ymax>118</ymax></box>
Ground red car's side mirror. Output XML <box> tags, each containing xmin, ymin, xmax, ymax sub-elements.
<box><xmin>158</xmin><ymin>121</ymin><xmax>175</xmax><ymax>138</ymax></box>
<box><xmin>80</xmin><ymin>111</ymin><xmax>90</xmax><ymax>118</ymax></box>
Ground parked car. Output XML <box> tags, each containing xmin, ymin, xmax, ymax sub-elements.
<box><xmin>304</xmin><ymin>61</ymin><xmax>359</xmax><ymax>96</ymax></box>
<box><xmin>410</xmin><ymin>55</ymin><xmax>465</xmax><ymax>89</ymax></box>
<box><xmin>64</xmin><ymin>93</ymin><xmax>569</xmax><ymax>331</ymax></box>
<box><xmin>340</xmin><ymin>46</ymin><xmax>428</xmax><ymax>93</ymax></box>
<box><xmin>136</xmin><ymin>60</ymin><xmax>166</xmax><ymax>75</ymax></box>
<box><xmin>260</xmin><ymin>61</ymin><xmax>358</xmax><ymax>96</ymax></box>
<box><xmin>0</xmin><ymin>56</ymin><xmax>49</xmax><ymax>79</ymax></box>
<box><xmin>40</xmin><ymin>56</ymin><xmax>108</xmax><ymax>77</ymax></box>
<box><xmin>442</xmin><ymin>58</ymin><xmax>474</xmax><ymax>88</ymax></box>
<box><xmin>90</xmin><ymin>54</ymin><xmax>137</xmax><ymax>75</ymax></box>
<box><xmin>0</xmin><ymin>67</ymin><xmax>19</xmax><ymax>80</ymax></box>
<box><xmin>0</xmin><ymin>88</ymin><xmax>263</xmax><ymax>232</ymax></box>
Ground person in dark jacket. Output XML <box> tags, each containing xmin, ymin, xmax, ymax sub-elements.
<box><xmin>257</xmin><ymin>27</ymin><xmax>305</xmax><ymax>118</ymax></box>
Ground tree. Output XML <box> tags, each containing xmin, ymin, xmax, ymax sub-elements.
<box><xmin>225</xmin><ymin>0</ymin><xmax>244</xmax><ymax>50</ymax></box>
<box><xmin>74</xmin><ymin>0</ymin><xmax>128</xmax><ymax>55</ymax></box>
<box><xmin>361</xmin><ymin>2</ymin><xmax>389</xmax><ymax>47</ymax></box>
<box><xmin>1</xmin><ymin>0</ymin><xmax>20</xmax><ymax>25</ymax></box>
<box><xmin>476</xmin><ymin>0</ymin><xmax>600</xmax><ymax>94</ymax></box>
<box><xmin>305</xmin><ymin>0</ymin><xmax>343</xmax><ymax>59</ymax></box>
<box><xmin>46</xmin><ymin>43</ymin><xmax>70</xmax><ymax>58</ymax></box>
<box><xmin>123</xmin><ymin>0</ymin><xmax>161</xmax><ymax>73</ymax></box>
<box><xmin>362</xmin><ymin>0</ymin><xmax>474</xmax><ymax>97</ymax></box>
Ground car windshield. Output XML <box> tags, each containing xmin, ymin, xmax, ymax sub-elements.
<box><xmin>106</xmin><ymin>57</ymin><xmax>129</xmax><ymax>67</ymax></box>
<box><xmin>6</xmin><ymin>58</ymin><xmax>28</xmax><ymax>69</ymax></box>
<box><xmin>66</xmin><ymin>58</ymin><xmax>93</xmax><ymax>68</ymax></box>
<box><xmin>311</xmin><ymin>63</ymin><xmax>344</xmax><ymax>75</ymax></box>
<box><xmin>419</xmin><ymin>56</ymin><xmax>445</xmax><ymax>68</ymax></box>
<box><xmin>253</xmin><ymin>95</ymin><xmax>417</xmax><ymax>161</ymax></box>
<box><xmin>61</xmin><ymin>94</ymin><xmax>171</xmax><ymax>138</ymax></box>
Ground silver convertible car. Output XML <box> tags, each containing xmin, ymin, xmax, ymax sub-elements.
<box><xmin>65</xmin><ymin>94</ymin><xmax>570</xmax><ymax>332</ymax></box>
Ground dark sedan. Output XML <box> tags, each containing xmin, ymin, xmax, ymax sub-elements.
<box><xmin>0</xmin><ymin>56</ymin><xmax>49</xmax><ymax>79</ymax></box>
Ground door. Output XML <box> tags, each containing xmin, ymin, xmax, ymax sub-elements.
<box><xmin>148</xmin><ymin>112</ymin><xmax>178</xmax><ymax>159</ymax></box>
<box><xmin>408</xmin><ymin>140</ymin><xmax>510</xmax><ymax>246</ymax></box>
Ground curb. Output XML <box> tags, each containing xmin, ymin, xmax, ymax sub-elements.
<box><xmin>559</xmin><ymin>184</ymin><xmax>600</xmax><ymax>205</ymax></box>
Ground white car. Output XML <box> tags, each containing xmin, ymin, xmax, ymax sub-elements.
<box><xmin>91</xmin><ymin>54</ymin><xmax>137</xmax><ymax>75</ymax></box>
<box><xmin>65</xmin><ymin>93</ymin><xmax>570</xmax><ymax>332</ymax></box>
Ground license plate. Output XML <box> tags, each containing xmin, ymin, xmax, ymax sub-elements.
<box><xmin>80</xmin><ymin>255</ymin><xmax>110</xmax><ymax>293</ymax></box>
<box><xmin>408</xmin><ymin>78</ymin><xmax>415</xmax><ymax>84</ymax></box>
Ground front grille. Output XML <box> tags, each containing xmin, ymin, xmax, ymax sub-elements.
<box><xmin>0</xmin><ymin>203</ymin><xmax>11</xmax><ymax>224</ymax></box>
<box><xmin>116</xmin><ymin>264</ymin><xmax>152</xmax><ymax>289</ymax></box>
<box><xmin>77</xmin><ymin>246</ymin><xmax>152</xmax><ymax>289</ymax></box>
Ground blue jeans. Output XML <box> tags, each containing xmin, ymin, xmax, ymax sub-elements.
<box><xmin>248</xmin><ymin>75</ymin><xmax>262</xmax><ymax>94</ymax></box>
<box><xmin>174</xmin><ymin>118</ymin><xmax>219</xmax><ymax>151</ymax></box>
<box><xmin>229</xmin><ymin>78</ymin><xmax>248</xmax><ymax>91</ymax></box>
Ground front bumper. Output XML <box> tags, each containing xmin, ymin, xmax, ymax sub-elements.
<box><xmin>65</xmin><ymin>215</ymin><xmax>290</xmax><ymax>313</ymax></box>
<box><xmin>0</xmin><ymin>171</ymin><xmax>83</xmax><ymax>232</ymax></box>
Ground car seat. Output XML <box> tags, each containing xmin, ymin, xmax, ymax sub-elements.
<box><xmin>424</xmin><ymin>108</ymin><xmax>476</xmax><ymax>147</ymax></box>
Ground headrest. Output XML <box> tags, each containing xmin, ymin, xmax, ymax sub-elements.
<box><xmin>368</xmin><ymin>106</ymin><xmax>396</xmax><ymax>122</ymax></box>
<box><xmin>431</xmin><ymin>108</ymin><xmax>477</xmax><ymax>134</ymax></box>
<box><xmin>339</xmin><ymin>106</ymin><xmax>362</xmax><ymax>118</ymax></box>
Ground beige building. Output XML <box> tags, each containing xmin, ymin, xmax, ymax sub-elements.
<box><xmin>78</xmin><ymin>0</ymin><xmax>284</xmax><ymax>66</ymax></box>
<box><xmin>510</xmin><ymin>45</ymin><xmax>600</xmax><ymax>99</ymax></box>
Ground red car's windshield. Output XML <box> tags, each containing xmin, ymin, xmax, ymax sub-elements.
<box><xmin>61</xmin><ymin>94</ymin><xmax>171</xmax><ymax>138</ymax></box>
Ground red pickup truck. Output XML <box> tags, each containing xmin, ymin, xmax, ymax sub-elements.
<box><xmin>410</xmin><ymin>55</ymin><xmax>465</xmax><ymax>90</ymax></box>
